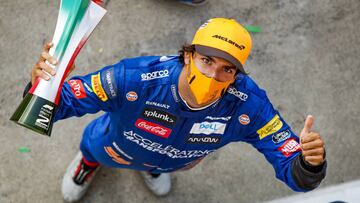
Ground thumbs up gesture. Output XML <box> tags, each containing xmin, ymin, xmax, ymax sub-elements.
<box><xmin>300</xmin><ymin>115</ymin><xmax>325</xmax><ymax>166</ymax></box>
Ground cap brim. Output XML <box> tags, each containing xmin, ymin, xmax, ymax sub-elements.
<box><xmin>195</xmin><ymin>45</ymin><xmax>245</xmax><ymax>73</ymax></box>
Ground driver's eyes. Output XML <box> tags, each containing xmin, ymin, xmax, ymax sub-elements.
<box><xmin>202</xmin><ymin>58</ymin><xmax>211</xmax><ymax>65</ymax></box>
<box><xmin>224</xmin><ymin>67</ymin><xmax>233</xmax><ymax>73</ymax></box>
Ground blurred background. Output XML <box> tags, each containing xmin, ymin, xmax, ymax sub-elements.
<box><xmin>0</xmin><ymin>0</ymin><xmax>359</xmax><ymax>202</ymax></box>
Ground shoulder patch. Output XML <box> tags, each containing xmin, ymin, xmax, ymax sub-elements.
<box><xmin>91</xmin><ymin>73</ymin><xmax>108</xmax><ymax>102</ymax></box>
<box><xmin>257</xmin><ymin>114</ymin><xmax>283</xmax><ymax>139</ymax></box>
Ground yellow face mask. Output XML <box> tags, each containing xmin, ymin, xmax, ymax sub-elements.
<box><xmin>186</xmin><ymin>55</ymin><xmax>233</xmax><ymax>105</ymax></box>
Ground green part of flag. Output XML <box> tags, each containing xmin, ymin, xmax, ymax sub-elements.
<box><xmin>18</xmin><ymin>147</ymin><xmax>31</xmax><ymax>153</ymax></box>
<box><xmin>245</xmin><ymin>25</ymin><xmax>262</xmax><ymax>33</ymax></box>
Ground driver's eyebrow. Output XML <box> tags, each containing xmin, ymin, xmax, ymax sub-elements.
<box><xmin>201</xmin><ymin>54</ymin><xmax>237</xmax><ymax>70</ymax></box>
<box><xmin>204</xmin><ymin>55</ymin><xmax>216</xmax><ymax>63</ymax></box>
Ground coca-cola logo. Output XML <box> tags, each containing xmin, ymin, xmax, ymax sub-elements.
<box><xmin>135</xmin><ymin>118</ymin><xmax>171</xmax><ymax>138</ymax></box>
<box><xmin>68</xmin><ymin>79</ymin><xmax>87</xmax><ymax>99</ymax></box>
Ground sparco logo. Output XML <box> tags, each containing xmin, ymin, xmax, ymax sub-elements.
<box><xmin>187</xmin><ymin>136</ymin><xmax>220</xmax><ymax>144</ymax></box>
<box><xmin>227</xmin><ymin>87</ymin><xmax>248</xmax><ymax>101</ymax></box>
<box><xmin>212</xmin><ymin>35</ymin><xmax>246</xmax><ymax>50</ymax></box>
<box><xmin>35</xmin><ymin>104</ymin><xmax>54</xmax><ymax>130</ymax></box>
<box><xmin>142</xmin><ymin>108</ymin><xmax>176</xmax><ymax>126</ymax></box>
<box><xmin>141</xmin><ymin>70</ymin><xmax>169</xmax><ymax>81</ymax></box>
<box><xmin>135</xmin><ymin>118</ymin><xmax>172</xmax><ymax>138</ymax></box>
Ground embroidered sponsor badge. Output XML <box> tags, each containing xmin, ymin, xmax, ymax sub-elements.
<box><xmin>205</xmin><ymin>116</ymin><xmax>231</xmax><ymax>121</ymax></box>
<box><xmin>257</xmin><ymin>114</ymin><xmax>283</xmax><ymax>139</ymax></box>
<box><xmin>238</xmin><ymin>114</ymin><xmax>250</xmax><ymax>125</ymax></box>
<box><xmin>142</xmin><ymin>108</ymin><xmax>177</xmax><ymax>127</ymax></box>
<box><xmin>91</xmin><ymin>73</ymin><xmax>108</xmax><ymax>102</ymax></box>
<box><xmin>272</xmin><ymin>130</ymin><xmax>291</xmax><ymax>143</ymax></box>
<box><xmin>135</xmin><ymin>118</ymin><xmax>172</xmax><ymax>138</ymax></box>
<box><xmin>145</xmin><ymin>101</ymin><xmax>170</xmax><ymax>109</ymax></box>
<box><xmin>126</xmin><ymin>91</ymin><xmax>138</xmax><ymax>101</ymax></box>
<box><xmin>190</xmin><ymin>122</ymin><xmax>226</xmax><ymax>135</ymax></box>
<box><xmin>101</xmin><ymin>68</ymin><xmax>118</xmax><ymax>99</ymax></box>
<box><xmin>141</xmin><ymin>69</ymin><xmax>169</xmax><ymax>81</ymax></box>
<box><xmin>227</xmin><ymin>87</ymin><xmax>248</xmax><ymax>101</ymax></box>
<box><xmin>277</xmin><ymin>138</ymin><xmax>301</xmax><ymax>157</ymax></box>
<box><xmin>187</xmin><ymin>135</ymin><xmax>221</xmax><ymax>144</ymax></box>
<box><xmin>68</xmin><ymin>79</ymin><xmax>87</xmax><ymax>99</ymax></box>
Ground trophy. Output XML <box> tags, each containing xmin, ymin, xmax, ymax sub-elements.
<box><xmin>10</xmin><ymin>0</ymin><xmax>107</xmax><ymax>136</ymax></box>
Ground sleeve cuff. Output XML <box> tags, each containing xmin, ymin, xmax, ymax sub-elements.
<box><xmin>291</xmin><ymin>154</ymin><xmax>327</xmax><ymax>190</ymax></box>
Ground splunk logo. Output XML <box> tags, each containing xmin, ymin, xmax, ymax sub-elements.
<box><xmin>141</xmin><ymin>69</ymin><xmax>169</xmax><ymax>81</ymax></box>
<box><xmin>142</xmin><ymin>108</ymin><xmax>177</xmax><ymax>126</ymax></box>
<box><xmin>35</xmin><ymin>104</ymin><xmax>54</xmax><ymax>130</ymax></box>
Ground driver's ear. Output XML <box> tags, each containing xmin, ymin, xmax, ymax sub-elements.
<box><xmin>184</xmin><ymin>52</ymin><xmax>191</xmax><ymax>65</ymax></box>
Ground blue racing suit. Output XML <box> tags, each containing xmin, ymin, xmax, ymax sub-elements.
<box><xmin>52</xmin><ymin>55</ymin><xmax>326</xmax><ymax>192</ymax></box>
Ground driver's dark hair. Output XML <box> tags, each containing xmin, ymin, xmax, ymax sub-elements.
<box><xmin>178</xmin><ymin>44</ymin><xmax>248</xmax><ymax>76</ymax></box>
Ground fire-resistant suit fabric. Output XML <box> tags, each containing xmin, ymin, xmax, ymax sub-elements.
<box><xmin>52</xmin><ymin>55</ymin><xmax>326</xmax><ymax>192</ymax></box>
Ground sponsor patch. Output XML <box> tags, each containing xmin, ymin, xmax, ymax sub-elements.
<box><xmin>126</xmin><ymin>91</ymin><xmax>138</xmax><ymax>101</ymax></box>
<box><xmin>145</xmin><ymin>101</ymin><xmax>170</xmax><ymax>109</ymax></box>
<box><xmin>272</xmin><ymin>130</ymin><xmax>291</xmax><ymax>144</ymax></box>
<box><xmin>141</xmin><ymin>69</ymin><xmax>169</xmax><ymax>81</ymax></box>
<box><xmin>238</xmin><ymin>114</ymin><xmax>250</xmax><ymax>125</ymax></box>
<box><xmin>171</xmin><ymin>84</ymin><xmax>180</xmax><ymax>102</ymax></box>
<box><xmin>104</xmin><ymin>146</ymin><xmax>131</xmax><ymax>165</ymax></box>
<box><xmin>135</xmin><ymin>118</ymin><xmax>172</xmax><ymax>138</ymax></box>
<box><xmin>91</xmin><ymin>73</ymin><xmax>108</xmax><ymax>102</ymax></box>
<box><xmin>68</xmin><ymin>79</ymin><xmax>87</xmax><ymax>99</ymax></box>
<box><xmin>187</xmin><ymin>136</ymin><xmax>221</xmax><ymax>144</ymax></box>
<box><xmin>190</xmin><ymin>122</ymin><xmax>226</xmax><ymax>135</ymax></box>
<box><xmin>227</xmin><ymin>87</ymin><xmax>248</xmax><ymax>101</ymax></box>
<box><xmin>159</xmin><ymin>56</ymin><xmax>175</xmax><ymax>62</ymax></box>
<box><xmin>83</xmin><ymin>82</ymin><xmax>93</xmax><ymax>93</ymax></box>
<box><xmin>278</xmin><ymin>138</ymin><xmax>301</xmax><ymax>157</ymax></box>
<box><xmin>257</xmin><ymin>114</ymin><xmax>283</xmax><ymax>140</ymax></box>
<box><xmin>142</xmin><ymin>108</ymin><xmax>177</xmax><ymax>126</ymax></box>
<box><xmin>101</xmin><ymin>68</ymin><xmax>118</xmax><ymax>99</ymax></box>
<box><xmin>123</xmin><ymin>131</ymin><xmax>215</xmax><ymax>159</ymax></box>
<box><xmin>205</xmin><ymin>116</ymin><xmax>231</xmax><ymax>121</ymax></box>
<box><xmin>112</xmin><ymin>142</ymin><xmax>133</xmax><ymax>160</ymax></box>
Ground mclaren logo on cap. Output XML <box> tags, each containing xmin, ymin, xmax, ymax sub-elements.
<box><xmin>212</xmin><ymin>35</ymin><xmax>245</xmax><ymax>50</ymax></box>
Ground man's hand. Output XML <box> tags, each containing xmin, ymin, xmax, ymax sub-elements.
<box><xmin>31</xmin><ymin>42</ymin><xmax>75</xmax><ymax>85</ymax></box>
<box><xmin>300</xmin><ymin>115</ymin><xmax>325</xmax><ymax>166</ymax></box>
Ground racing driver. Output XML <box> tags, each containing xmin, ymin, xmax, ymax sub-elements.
<box><xmin>27</xmin><ymin>18</ymin><xmax>327</xmax><ymax>202</ymax></box>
